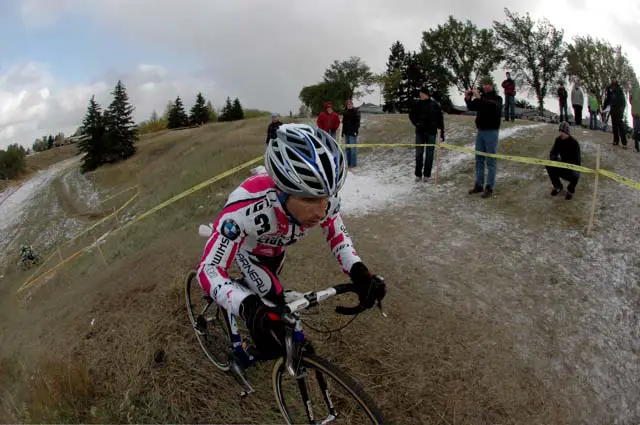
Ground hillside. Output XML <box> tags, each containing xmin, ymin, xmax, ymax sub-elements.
<box><xmin>1</xmin><ymin>115</ymin><xmax>639</xmax><ymax>424</ymax></box>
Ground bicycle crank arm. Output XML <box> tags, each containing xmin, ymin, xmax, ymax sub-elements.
<box><xmin>229</xmin><ymin>361</ymin><xmax>255</xmax><ymax>398</ymax></box>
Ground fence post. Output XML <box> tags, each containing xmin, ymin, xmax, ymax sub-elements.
<box><xmin>586</xmin><ymin>145</ymin><xmax>601</xmax><ymax>236</ymax></box>
<box><xmin>94</xmin><ymin>236</ymin><xmax>108</xmax><ymax>266</ymax></box>
<box><xmin>434</xmin><ymin>138</ymin><xmax>442</xmax><ymax>185</ymax></box>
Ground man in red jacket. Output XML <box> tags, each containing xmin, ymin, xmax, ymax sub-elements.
<box><xmin>501</xmin><ymin>72</ymin><xmax>516</xmax><ymax>122</ymax></box>
<box><xmin>317</xmin><ymin>101</ymin><xmax>341</xmax><ymax>139</ymax></box>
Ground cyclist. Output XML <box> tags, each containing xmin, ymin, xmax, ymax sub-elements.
<box><xmin>20</xmin><ymin>245</ymin><xmax>37</xmax><ymax>262</ymax></box>
<box><xmin>195</xmin><ymin>123</ymin><xmax>386</xmax><ymax>361</ymax></box>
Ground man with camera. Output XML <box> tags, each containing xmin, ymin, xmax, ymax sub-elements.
<box><xmin>465</xmin><ymin>76</ymin><xmax>503</xmax><ymax>198</ymax></box>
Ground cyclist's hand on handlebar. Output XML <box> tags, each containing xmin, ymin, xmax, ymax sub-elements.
<box><xmin>349</xmin><ymin>262</ymin><xmax>387</xmax><ymax>310</ymax></box>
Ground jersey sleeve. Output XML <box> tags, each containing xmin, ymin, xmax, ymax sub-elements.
<box><xmin>320</xmin><ymin>197</ymin><xmax>362</xmax><ymax>275</ymax></box>
<box><xmin>196</xmin><ymin>199</ymin><xmax>250</xmax><ymax>299</ymax></box>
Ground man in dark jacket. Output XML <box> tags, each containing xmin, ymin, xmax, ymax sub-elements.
<box><xmin>557</xmin><ymin>82</ymin><xmax>569</xmax><ymax>122</ymax></box>
<box><xmin>342</xmin><ymin>99</ymin><xmax>361</xmax><ymax>167</ymax></box>
<box><xmin>265</xmin><ymin>113</ymin><xmax>282</xmax><ymax>144</ymax></box>
<box><xmin>603</xmin><ymin>78</ymin><xmax>628</xmax><ymax>148</ymax></box>
<box><xmin>465</xmin><ymin>76</ymin><xmax>503</xmax><ymax>198</ymax></box>
<box><xmin>409</xmin><ymin>87</ymin><xmax>445</xmax><ymax>182</ymax></box>
<box><xmin>501</xmin><ymin>71</ymin><xmax>516</xmax><ymax>122</ymax></box>
<box><xmin>546</xmin><ymin>121</ymin><xmax>581</xmax><ymax>200</ymax></box>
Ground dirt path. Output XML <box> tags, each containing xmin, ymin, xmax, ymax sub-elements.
<box><xmin>338</xmin><ymin>119</ymin><xmax>640</xmax><ymax>424</ymax></box>
<box><xmin>0</xmin><ymin>158</ymin><xmax>79</xmax><ymax>269</ymax></box>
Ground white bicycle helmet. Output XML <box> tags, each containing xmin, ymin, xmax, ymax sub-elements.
<box><xmin>265</xmin><ymin>123</ymin><xmax>346</xmax><ymax>198</ymax></box>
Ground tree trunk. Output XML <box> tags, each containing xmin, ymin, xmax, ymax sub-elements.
<box><xmin>536</xmin><ymin>93</ymin><xmax>545</xmax><ymax>117</ymax></box>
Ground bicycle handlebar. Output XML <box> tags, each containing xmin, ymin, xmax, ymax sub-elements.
<box><xmin>283</xmin><ymin>283</ymin><xmax>384</xmax><ymax>316</ymax></box>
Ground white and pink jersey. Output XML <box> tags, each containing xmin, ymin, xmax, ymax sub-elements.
<box><xmin>196</xmin><ymin>171</ymin><xmax>362</xmax><ymax>315</ymax></box>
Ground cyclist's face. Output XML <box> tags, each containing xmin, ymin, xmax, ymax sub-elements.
<box><xmin>287</xmin><ymin>195</ymin><xmax>329</xmax><ymax>228</ymax></box>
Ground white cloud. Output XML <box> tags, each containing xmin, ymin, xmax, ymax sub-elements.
<box><xmin>0</xmin><ymin>60</ymin><xmax>226</xmax><ymax>149</ymax></box>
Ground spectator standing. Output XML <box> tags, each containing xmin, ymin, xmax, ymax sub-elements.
<box><xmin>588</xmin><ymin>93</ymin><xmax>600</xmax><ymax>130</ymax></box>
<box><xmin>342</xmin><ymin>99</ymin><xmax>361</xmax><ymax>167</ymax></box>
<box><xmin>603</xmin><ymin>78</ymin><xmax>628</xmax><ymax>148</ymax></box>
<box><xmin>630</xmin><ymin>83</ymin><xmax>640</xmax><ymax>152</ymax></box>
<box><xmin>409</xmin><ymin>87</ymin><xmax>445</xmax><ymax>182</ymax></box>
<box><xmin>316</xmin><ymin>101</ymin><xmax>340</xmax><ymax>139</ymax></box>
<box><xmin>571</xmin><ymin>82</ymin><xmax>584</xmax><ymax>127</ymax></box>
<box><xmin>557</xmin><ymin>82</ymin><xmax>569</xmax><ymax>123</ymax></box>
<box><xmin>501</xmin><ymin>71</ymin><xmax>516</xmax><ymax>122</ymax></box>
<box><xmin>546</xmin><ymin>121</ymin><xmax>581</xmax><ymax>200</ymax></box>
<box><xmin>265</xmin><ymin>112</ymin><xmax>282</xmax><ymax>144</ymax></box>
<box><xmin>465</xmin><ymin>76</ymin><xmax>503</xmax><ymax>198</ymax></box>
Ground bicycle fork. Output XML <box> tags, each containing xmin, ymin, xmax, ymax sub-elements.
<box><xmin>296</xmin><ymin>367</ymin><xmax>338</xmax><ymax>424</ymax></box>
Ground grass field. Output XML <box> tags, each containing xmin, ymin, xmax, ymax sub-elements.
<box><xmin>0</xmin><ymin>114</ymin><xmax>638</xmax><ymax>424</ymax></box>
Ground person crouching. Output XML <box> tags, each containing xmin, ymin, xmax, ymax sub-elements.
<box><xmin>546</xmin><ymin>121</ymin><xmax>581</xmax><ymax>200</ymax></box>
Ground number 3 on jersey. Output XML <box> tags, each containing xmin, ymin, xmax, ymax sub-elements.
<box><xmin>255</xmin><ymin>213</ymin><xmax>270</xmax><ymax>235</ymax></box>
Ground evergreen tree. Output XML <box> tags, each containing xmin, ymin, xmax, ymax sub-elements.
<box><xmin>190</xmin><ymin>92</ymin><xmax>209</xmax><ymax>125</ymax></box>
<box><xmin>219</xmin><ymin>97</ymin><xmax>234</xmax><ymax>122</ymax></box>
<box><xmin>206</xmin><ymin>100</ymin><xmax>217</xmax><ymax>122</ymax></box>
<box><xmin>383</xmin><ymin>41</ymin><xmax>408</xmax><ymax>112</ymax></box>
<box><xmin>162</xmin><ymin>101</ymin><xmax>173</xmax><ymax>120</ymax></box>
<box><xmin>104</xmin><ymin>80</ymin><xmax>137</xmax><ymax>161</ymax></box>
<box><xmin>231</xmin><ymin>98</ymin><xmax>244</xmax><ymax>120</ymax></box>
<box><xmin>77</xmin><ymin>96</ymin><xmax>106</xmax><ymax>173</ymax></box>
<box><xmin>167</xmin><ymin>96</ymin><xmax>189</xmax><ymax>128</ymax></box>
<box><xmin>47</xmin><ymin>135</ymin><xmax>54</xmax><ymax>150</ymax></box>
<box><xmin>150</xmin><ymin>110</ymin><xmax>159</xmax><ymax>122</ymax></box>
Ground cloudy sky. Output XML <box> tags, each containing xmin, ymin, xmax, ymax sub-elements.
<box><xmin>1</xmin><ymin>0</ymin><xmax>639</xmax><ymax>149</ymax></box>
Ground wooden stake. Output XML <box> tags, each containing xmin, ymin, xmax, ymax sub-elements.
<box><xmin>434</xmin><ymin>138</ymin><xmax>442</xmax><ymax>185</ymax></box>
<box><xmin>586</xmin><ymin>145</ymin><xmax>601</xmax><ymax>236</ymax></box>
<box><xmin>57</xmin><ymin>248</ymin><xmax>63</xmax><ymax>262</ymax></box>
<box><xmin>94</xmin><ymin>236</ymin><xmax>108</xmax><ymax>266</ymax></box>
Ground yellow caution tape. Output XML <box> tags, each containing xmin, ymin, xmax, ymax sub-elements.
<box><xmin>100</xmin><ymin>185</ymin><xmax>138</xmax><ymax>204</ymax></box>
<box><xmin>597</xmin><ymin>169</ymin><xmax>640</xmax><ymax>191</ymax></box>
<box><xmin>16</xmin><ymin>156</ymin><xmax>264</xmax><ymax>294</ymax></box>
<box><xmin>113</xmin><ymin>156</ymin><xmax>264</xmax><ymax>233</ymax></box>
<box><xmin>341</xmin><ymin>142</ymin><xmax>640</xmax><ymax>186</ymax></box>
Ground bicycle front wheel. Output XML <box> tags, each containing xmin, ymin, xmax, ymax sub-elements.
<box><xmin>272</xmin><ymin>353</ymin><xmax>386</xmax><ymax>424</ymax></box>
<box><xmin>184</xmin><ymin>270</ymin><xmax>231</xmax><ymax>371</ymax></box>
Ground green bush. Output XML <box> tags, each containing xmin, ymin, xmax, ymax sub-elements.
<box><xmin>0</xmin><ymin>144</ymin><xmax>27</xmax><ymax>179</ymax></box>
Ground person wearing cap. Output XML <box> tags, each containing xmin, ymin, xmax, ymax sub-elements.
<box><xmin>265</xmin><ymin>113</ymin><xmax>283</xmax><ymax>144</ymax></box>
<box><xmin>464</xmin><ymin>76</ymin><xmax>503</xmax><ymax>198</ymax></box>
<box><xmin>341</xmin><ymin>99</ymin><xmax>361</xmax><ymax>167</ymax></box>
<box><xmin>546</xmin><ymin>121</ymin><xmax>582</xmax><ymax>200</ymax></box>
<box><xmin>409</xmin><ymin>86</ymin><xmax>445</xmax><ymax>182</ymax></box>
<box><xmin>316</xmin><ymin>101</ymin><xmax>341</xmax><ymax>139</ymax></box>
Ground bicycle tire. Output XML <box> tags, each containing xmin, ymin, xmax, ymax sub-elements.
<box><xmin>184</xmin><ymin>270</ymin><xmax>232</xmax><ymax>371</ymax></box>
<box><xmin>272</xmin><ymin>353</ymin><xmax>386</xmax><ymax>424</ymax></box>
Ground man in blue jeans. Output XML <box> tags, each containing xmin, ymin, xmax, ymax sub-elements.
<box><xmin>409</xmin><ymin>87</ymin><xmax>445</xmax><ymax>182</ymax></box>
<box><xmin>465</xmin><ymin>76</ymin><xmax>503</xmax><ymax>198</ymax></box>
<box><xmin>341</xmin><ymin>99</ymin><xmax>361</xmax><ymax>167</ymax></box>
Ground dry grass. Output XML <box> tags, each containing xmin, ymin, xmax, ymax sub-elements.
<box><xmin>25</xmin><ymin>144</ymin><xmax>80</xmax><ymax>173</ymax></box>
<box><xmin>0</xmin><ymin>115</ymin><xmax>636</xmax><ymax>424</ymax></box>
